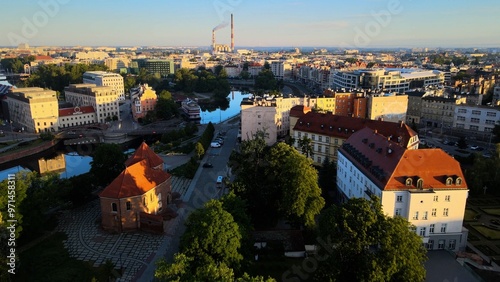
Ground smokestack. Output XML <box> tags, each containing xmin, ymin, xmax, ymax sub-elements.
<box><xmin>231</xmin><ymin>14</ymin><xmax>234</xmax><ymax>52</ymax></box>
<box><xmin>212</xmin><ymin>30</ymin><xmax>215</xmax><ymax>53</ymax></box>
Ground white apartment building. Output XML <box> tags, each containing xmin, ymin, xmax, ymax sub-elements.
<box><xmin>454</xmin><ymin>105</ymin><xmax>500</xmax><ymax>139</ymax></box>
<box><xmin>270</xmin><ymin>61</ymin><xmax>285</xmax><ymax>79</ymax></box>
<box><xmin>332</xmin><ymin>69</ymin><xmax>445</xmax><ymax>93</ymax></box>
<box><xmin>64</xmin><ymin>84</ymin><xmax>120</xmax><ymax>124</ymax></box>
<box><xmin>6</xmin><ymin>87</ymin><xmax>59</xmax><ymax>133</ymax></box>
<box><xmin>58</xmin><ymin>106</ymin><xmax>97</xmax><ymax>128</ymax></box>
<box><xmin>337</xmin><ymin>127</ymin><xmax>468</xmax><ymax>252</ymax></box>
<box><xmin>83</xmin><ymin>71</ymin><xmax>125</xmax><ymax>101</ymax></box>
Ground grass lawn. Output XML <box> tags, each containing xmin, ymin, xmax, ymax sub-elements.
<box><xmin>471</xmin><ymin>225</ymin><xmax>500</xmax><ymax>240</ymax></box>
<box><xmin>481</xmin><ymin>208</ymin><xmax>500</xmax><ymax>217</ymax></box>
<box><xmin>15</xmin><ymin>232</ymin><xmax>115</xmax><ymax>282</ymax></box>
<box><xmin>464</xmin><ymin>208</ymin><xmax>479</xmax><ymax>221</ymax></box>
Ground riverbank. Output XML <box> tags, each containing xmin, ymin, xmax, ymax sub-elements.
<box><xmin>0</xmin><ymin>138</ymin><xmax>60</xmax><ymax>166</ymax></box>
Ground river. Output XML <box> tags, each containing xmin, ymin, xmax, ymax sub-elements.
<box><xmin>0</xmin><ymin>91</ymin><xmax>248</xmax><ymax>181</ymax></box>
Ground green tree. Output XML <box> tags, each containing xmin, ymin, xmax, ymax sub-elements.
<box><xmin>318</xmin><ymin>157</ymin><xmax>337</xmax><ymax>204</ymax></box>
<box><xmin>254</xmin><ymin>69</ymin><xmax>277</xmax><ymax>92</ymax></box>
<box><xmin>90</xmin><ymin>144</ymin><xmax>126</xmax><ymax>187</ymax></box>
<box><xmin>492</xmin><ymin>121</ymin><xmax>500</xmax><ymax>143</ymax></box>
<box><xmin>313</xmin><ymin>197</ymin><xmax>427</xmax><ymax>282</ymax></box>
<box><xmin>180</xmin><ymin>200</ymin><xmax>243</xmax><ymax>268</ymax></box>
<box><xmin>0</xmin><ymin>171</ymin><xmax>33</xmax><ymax>239</ymax></box>
<box><xmin>267</xmin><ymin>143</ymin><xmax>325</xmax><ymax>227</ymax></box>
<box><xmin>297</xmin><ymin>136</ymin><xmax>314</xmax><ymax>158</ymax></box>
<box><xmin>195</xmin><ymin>142</ymin><xmax>205</xmax><ymax>159</ymax></box>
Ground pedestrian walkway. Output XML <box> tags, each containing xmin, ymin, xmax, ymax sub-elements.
<box><xmin>56</xmin><ymin>176</ymin><xmax>192</xmax><ymax>282</ymax></box>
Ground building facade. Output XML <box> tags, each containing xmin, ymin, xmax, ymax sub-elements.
<box><xmin>131</xmin><ymin>84</ymin><xmax>157</xmax><ymax>121</ymax></box>
<box><xmin>64</xmin><ymin>84</ymin><xmax>121</xmax><ymax>124</ymax></box>
<box><xmin>99</xmin><ymin>142</ymin><xmax>172</xmax><ymax>233</ymax></box>
<box><xmin>337</xmin><ymin>127</ymin><xmax>469</xmax><ymax>252</ymax></box>
<box><xmin>292</xmin><ymin>112</ymin><xmax>419</xmax><ymax>165</ymax></box>
<box><xmin>405</xmin><ymin>91</ymin><xmax>426</xmax><ymax>125</ymax></box>
<box><xmin>367</xmin><ymin>94</ymin><xmax>408</xmax><ymax>123</ymax></box>
<box><xmin>453</xmin><ymin>105</ymin><xmax>500</xmax><ymax>139</ymax></box>
<box><xmin>421</xmin><ymin>96</ymin><xmax>466</xmax><ymax>130</ymax></box>
<box><xmin>58</xmin><ymin>106</ymin><xmax>97</xmax><ymax>128</ymax></box>
<box><xmin>6</xmin><ymin>87</ymin><xmax>58</xmax><ymax>133</ymax></box>
<box><xmin>83</xmin><ymin>71</ymin><xmax>125</xmax><ymax>101</ymax></box>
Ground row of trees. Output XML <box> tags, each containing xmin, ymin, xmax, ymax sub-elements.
<box><xmin>1</xmin><ymin>56</ymin><xmax>36</xmax><ymax>73</ymax></box>
<box><xmin>20</xmin><ymin>64</ymin><xmax>108</xmax><ymax>94</ymax></box>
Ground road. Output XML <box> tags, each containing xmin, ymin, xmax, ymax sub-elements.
<box><xmin>419</xmin><ymin>130</ymin><xmax>494</xmax><ymax>158</ymax></box>
<box><xmin>137</xmin><ymin>121</ymin><xmax>239</xmax><ymax>281</ymax></box>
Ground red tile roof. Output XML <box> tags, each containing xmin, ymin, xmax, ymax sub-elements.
<box><xmin>290</xmin><ymin>105</ymin><xmax>311</xmax><ymax>118</ymax></box>
<box><xmin>35</xmin><ymin>55</ymin><xmax>53</xmax><ymax>61</ymax></box>
<box><xmin>294</xmin><ymin>112</ymin><xmax>417</xmax><ymax>148</ymax></box>
<box><xmin>99</xmin><ymin>159</ymin><xmax>170</xmax><ymax>199</ymax></box>
<box><xmin>59</xmin><ymin>106</ymin><xmax>95</xmax><ymax>117</ymax></box>
<box><xmin>125</xmin><ymin>142</ymin><xmax>164</xmax><ymax>168</ymax></box>
<box><xmin>341</xmin><ymin>127</ymin><xmax>467</xmax><ymax>191</ymax></box>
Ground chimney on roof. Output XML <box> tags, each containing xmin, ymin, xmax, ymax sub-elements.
<box><xmin>400</xmin><ymin>120</ymin><xmax>404</xmax><ymax>127</ymax></box>
<box><xmin>374</xmin><ymin>129</ymin><xmax>378</xmax><ymax>134</ymax></box>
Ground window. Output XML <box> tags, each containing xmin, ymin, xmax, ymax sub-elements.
<box><xmin>438</xmin><ymin>239</ymin><xmax>445</xmax><ymax>249</ymax></box>
<box><xmin>429</xmin><ymin>224</ymin><xmax>435</xmax><ymax>234</ymax></box>
<box><xmin>427</xmin><ymin>240</ymin><xmax>434</xmax><ymax>250</ymax></box>
<box><xmin>319</xmin><ymin>136</ymin><xmax>322</xmax><ymax>142</ymax></box>
<box><xmin>443</xmin><ymin>208</ymin><xmax>449</xmax><ymax>216</ymax></box>
<box><xmin>413</xmin><ymin>211</ymin><xmax>419</xmax><ymax>220</ymax></box>
<box><xmin>456</xmin><ymin>178</ymin><xmax>462</xmax><ymax>185</ymax></box>
<box><xmin>432</xmin><ymin>208</ymin><xmax>437</xmax><ymax>217</ymax></box>
<box><xmin>486</xmin><ymin>112</ymin><xmax>496</xmax><ymax>117</ymax></box>
<box><xmin>445</xmin><ymin>195</ymin><xmax>450</xmax><ymax>202</ymax></box>
<box><xmin>448</xmin><ymin>239</ymin><xmax>456</xmax><ymax>250</ymax></box>
<box><xmin>417</xmin><ymin>178</ymin><xmax>424</xmax><ymax>189</ymax></box>
<box><xmin>326</xmin><ymin>137</ymin><xmax>330</xmax><ymax>143</ymax></box>
<box><xmin>472</xmin><ymin>110</ymin><xmax>481</xmax><ymax>115</ymax></box>
<box><xmin>334</xmin><ymin>138</ymin><xmax>338</xmax><ymax>145</ymax></box>
<box><xmin>405</xmin><ymin>178</ymin><xmax>412</xmax><ymax>186</ymax></box>
<box><xmin>395</xmin><ymin>208</ymin><xmax>402</xmax><ymax>216</ymax></box>
<box><xmin>486</xmin><ymin>119</ymin><xmax>496</xmax><ymax>125</ymax></box>
<box><xmin>446</xmin><ymin>177</ymin><xmax>453</xmax><ymax>185</ymax></box>
<box><xmin>126</xmin><ymin>201</ymin><xmax>131</xmax><ymax>210</ymax></box>
<box><xmin>441</xmin><ymin>223</ymin><xmax>447</xmax><ymax>233</ymax></box>
<box><xmin>458</xmin><ymin>109</ymin><xmax>467</xmax><ymax>114</ymax></box>
<box><xmin>422</xmin><ymin>211</ymin><xmax>428</xmax><ymax>220</ymax></box>
<box><xmin>457</xmin><ymin>116</ymin><xmax>465</xmax><ymax>121</ymax></box>
<box><xmin>433</xmin><ymin>195</ymin><xmax>438</xmax><ymax>202</ymax></box>
<box><xmin>419</xmin><ymin>227</ymin><xmax>426</xmax><ymax>236</ymax></box>
<box><xmin>111</xmin><ymin>203</ymin><xmax>117</xmax><ymax>212</ymax></box>
<box><xmin>312</xmin><ymin>134</ymin><xmax>316</xmax><ymax>140</ymax></box>
<box><xmin>396</xmin><ymin>195</ymin><xmax>403</xmax><ymax>202</ymax></box>
<box><xmin>470</xmin><ymin>118</ymin><xmax>480</xmax><ymax>123</ymax></box>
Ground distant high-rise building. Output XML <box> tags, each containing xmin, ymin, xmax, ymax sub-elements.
<box><xmin>131</xmin><ymin>59</ymin><xmax>174</xmax><ymax>77</ymax></box>
<box><xmin>83</xmin><ymin>71</ymin><xmax>125</xmax><ymax>101</ymax></box>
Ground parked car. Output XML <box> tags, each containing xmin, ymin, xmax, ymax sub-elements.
<box><xmin>470</xmin><ymin>145</ymin><xmax>479</xmax><ymax>150</ymax></box>
<box><xmin>214</xmin><ymin>138</ymin><xmax>224</xmax><ymax>145</ymax></box>
<box><xmin>202</xmin><ymin>162</ymin><xmax>213</xmax><ymax>168</ymax></box>
<box><xmin>210</xmin><ymin>142</ymin><xmax>221</xmax><ymax>148</ymax></box>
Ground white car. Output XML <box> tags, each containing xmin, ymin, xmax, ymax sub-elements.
<box><xmin>210</xmin><ymin>142</ymin><xmax>221</xmax><ymax>148</ymax></box>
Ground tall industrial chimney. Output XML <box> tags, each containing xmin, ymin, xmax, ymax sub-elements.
<box><xmin>212</xmin><ymin>29</ymin><xmax>216</xmax><ymax>54</ymax></box>
<box><xmin>231</xmin><ymin>14</ymin><xmax>234</xmax><ymax>52</ymax></box>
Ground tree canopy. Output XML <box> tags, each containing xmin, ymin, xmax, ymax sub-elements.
<box><xmin>89</xmin><ymin>143</ymin><xmax>126</xmax><ymax>187</ymax></box>
<box><xmin>231</xmin><ymin>131</ymin><xmax>325</xmax><ymax>228</ymax></box>
<box><xmin>312</xmin><ymin>197</ymin><xmax>427</xmax><ymax>282</ymax></box>
<box><xmin>180</xmin><ymin>200</ymin><xmax>243</xmax><ymax>268</ymax></box>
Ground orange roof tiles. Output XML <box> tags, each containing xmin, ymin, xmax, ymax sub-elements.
<box><xmin>125</xmin><ymin>142</ymin><xmax>164</xmax><ymax>168</ymax></box>
<box><xmin>294</xmin><ymin>112</ymin><xmax>417</xmax><ymax>148</ymax></box>
<box><xmin>99</xmin><ymin>159</ymin><xmax>170</xmax><ymax>199</ymax></box>
<box><xmin>341</xmin><ymin>127</ymin><xmax>467</xmax><ymax>191</ymax></box>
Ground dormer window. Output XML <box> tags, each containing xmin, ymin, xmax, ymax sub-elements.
<box><xmin>456</xmin><ymin>177</ymin><xmax>462</xmax><ymax>185</ymax></box>
<box><xmin>405</xmin><ymin>178</ymin><xmax>412</xmax><ymax>186</ymax></box>
<box><xmin>446</xmin><ymin>177</ymin><xmax>453</xmax><ymax>186</ymax></box>
<box><xmin>417</xmin><ymin>178</ymin><xmax>424</xmax><ymax>189</ymax></box>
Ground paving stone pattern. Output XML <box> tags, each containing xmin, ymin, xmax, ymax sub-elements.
<box><xmin>56</xmin><ymin>176</ymin><xmax>192</xmax><ymax>282</ymax></box>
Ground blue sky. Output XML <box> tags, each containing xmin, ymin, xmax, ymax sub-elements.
<box><xmin>1</xmin><ymin>0</ymin><xmax>499</xmax><ymax>48</ymax></box>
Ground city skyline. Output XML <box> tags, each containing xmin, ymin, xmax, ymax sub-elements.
<box><xmin>1</xmin><ymin>0</ymin><xmax>500</xmax><ymax>48</ymax></box>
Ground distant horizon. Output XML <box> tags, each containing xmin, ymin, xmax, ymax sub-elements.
<box><xmin>1</xmin><ymin>0</ymin><xmax>499</xmax><ymax>48</ymax></box>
